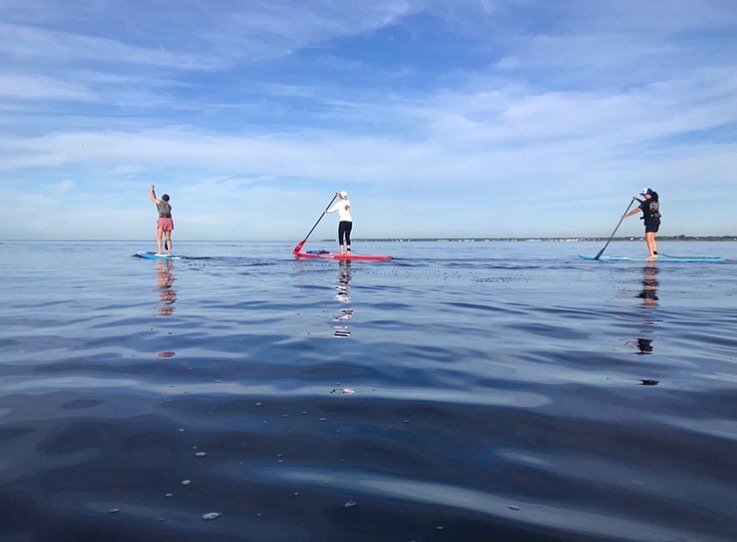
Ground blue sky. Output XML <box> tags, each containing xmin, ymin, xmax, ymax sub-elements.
<box><xmin>0</xmin><ymin>0</ymin><xmax>735</xmax><ymax>240</ymax></box>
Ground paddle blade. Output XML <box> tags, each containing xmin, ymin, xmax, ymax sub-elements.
<box><xmin>293</xmin><ymin>239</ymin><xmax>306</xmax><ymax>254</ymax></box>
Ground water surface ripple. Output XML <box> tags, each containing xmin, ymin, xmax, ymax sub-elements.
<box><xmin>1</xmin><ymin>240</ymin><xmax>736</xmax><ymax>541</ymax></box>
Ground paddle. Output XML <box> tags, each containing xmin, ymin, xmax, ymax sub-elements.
<box><xmin>293</xmin><ymin>194</ymin><xmax>338</xmax><ymax>254</ymax></box>
<box><xmin>594</xmin><ymin>197</ymin><xmax>637</xmax><ymax>260</ymax></box>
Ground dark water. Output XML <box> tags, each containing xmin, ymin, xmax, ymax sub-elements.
<box><xmin>1</xmin><ymin>240</ymin><xmax>736</xmax><ymax>541</ymax></box>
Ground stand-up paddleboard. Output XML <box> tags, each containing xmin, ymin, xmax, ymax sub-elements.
<box><xmin>134</xmin><ymin>251</ymin><xmax>181</xmax><ymax>260</ymax></box>
<box><xmin>579</xmin><ymin>255</ymin><xmax>725</xmax><ymax>263</ymax></box>
<box><xmin>296</xmin><ymin>251</ymin><xmax>391</xmax><ymax>262</ymax></box>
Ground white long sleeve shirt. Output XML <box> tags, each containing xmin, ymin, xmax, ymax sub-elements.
<box><xmin>328</xmin><ymin>199</ymin><xmax>352</xmax><ymax>222</ymax></box>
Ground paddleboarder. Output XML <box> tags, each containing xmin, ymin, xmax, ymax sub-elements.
<box><xmin>149</xmin><ymin>184</ymin><xmax>173</xmax><ymax>256</ymax></box>
<box><xmin>623</xmin><ymin>188</ymin><xmax>661</xmax><ymax>258</ymax></box>
<box><xmin>326</xmin><ymin>191</ymin><xmax>353</xmax><ymax>255</ymax></box>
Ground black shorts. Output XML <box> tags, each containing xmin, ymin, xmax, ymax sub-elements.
<box><xmin>645</xmin><ymin>220</ymin><xmax>660</xmax><ymax>233</ymax></box>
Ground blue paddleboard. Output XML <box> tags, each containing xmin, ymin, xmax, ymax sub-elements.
<box><xmin>579</xmin><ymin>255</ymin><xmax>725</xmax><ymax>263</ymax></box>
<box><xmin>134</xmin><ymin>251</ymin><xmax>181</xmax><ymax>260</ymax></box>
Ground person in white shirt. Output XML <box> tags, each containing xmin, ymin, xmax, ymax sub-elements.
<box><xmin>326</xmin><ymin>191</ymin><xmax>353</xmax><ymax>255</ymax></box>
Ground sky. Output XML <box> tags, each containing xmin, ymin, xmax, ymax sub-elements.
<box><xmin>0</xmin><ymin>0</ymin><xmax>735</xmax><ymax>240</ymax></box>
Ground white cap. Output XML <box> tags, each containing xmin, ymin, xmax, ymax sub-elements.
<box><xmin>339</xmin><ymin>191</ymin><xmax>348</xmax><ymax>198</ymax></box>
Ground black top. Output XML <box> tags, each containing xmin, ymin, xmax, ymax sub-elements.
<box><xmin>640</xmin><ymin>198</ymin><xmax>661</xmax><ymax>221</ymax></box>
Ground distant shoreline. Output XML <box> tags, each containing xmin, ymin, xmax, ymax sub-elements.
<box><xmin>2</xmin><ymin>236</ymin><xmax>736</xmax><ymax>242</ymax></box>
<box><xmin>329</xmin><ymin>236</ymin><xmax>737</xmax><ymax>242</ymax></box>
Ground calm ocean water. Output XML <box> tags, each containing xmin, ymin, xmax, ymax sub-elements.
<box><xmin>1</xmin><ymin>240</ymin><xmax>736</xmax><ymax>541</ymax></box>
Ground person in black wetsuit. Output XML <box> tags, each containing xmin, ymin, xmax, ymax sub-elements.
<box><xmin>623</xmin><ymin>188</ymin><xmax>661</xmax><ymax>258</ymax></box>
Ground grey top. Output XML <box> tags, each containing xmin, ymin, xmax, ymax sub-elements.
<box><xmin>157</xmin><ymin>200</ymin><xmax>172</xmax><ymax>218</ymax></box>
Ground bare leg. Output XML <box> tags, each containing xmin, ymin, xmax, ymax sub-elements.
<box><xmin>339</xmin><ymin>244</ymin><xmax>344</xmax><ymax>255</ymax></box>
<box><xmin>156</xmin><ymin>228</ymin><xmax>163</xmax><ymax>254</ymax></box>
<box><xmin>651</xmin><ymin>233</ymin><xmax>658</xmax><ymax>256</ymax></box>
<box><xmin>645</xmin><ymin>233</ymin><xmax>657</xmax><ymax>258</ymax></box>
<box><xmin>165</xmin><ymin>231</ymin><xmax>172</xmax><ymax>255</ymax></box>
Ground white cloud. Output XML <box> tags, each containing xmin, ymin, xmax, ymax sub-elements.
<box><xmin>1</xmin><ymin>0</ymin><xmax>736</xmax><ymax>238</ymax></box>
<box><xmin>0</xmin><ymin>23</ymin><xmax>218</xmax><ymax>69</ymax></box>
<box><xmin>0</xmin><ymin>74</ymin><xmax>91</xmax><ymax>100</ymax></box>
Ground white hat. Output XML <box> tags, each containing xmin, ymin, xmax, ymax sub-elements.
<box><xmin>339</xmin><ymin>191</ymin><xmax>348</xmax><ymax>198</ymax></box>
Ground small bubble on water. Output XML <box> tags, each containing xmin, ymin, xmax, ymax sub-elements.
<box><xmin>508</xmin><ymin>505</ymin><xmax>520</xmax><ymax>511</ymax></box>
<box><xmin>293</xmin><ymin>491</ymin><xmax>300</xmax><ymax>496</ymax></box>
<box><xmin>202</xmin><ymin>512</ymin><xmax>220</xmax><ymax>521</ymax></box>
<box><xmin>436</xmin><ymin>526</ymin><xmax>444</xmax><ymax>531</ymax></box>
<box><xmin>319</xmin><ymin>417</ymin><xmax>327</xmax><ymax>422</ymax></box>
<box><xmin>177</xmin><ymin>428</ymin><xmax>184</xmax><ymax>432</ymax></box>
<box><xmin>165</xmin><ymin>493</ymin><xmax>173</xmax><ymax>498</ymax></box>
<box><xmin>195</xmin><ymin>452</ymin><xmax>207</xmax><ymax>457</ymax></box>
<box><xmin>109</xmin><ymin>508</ymin><xmax>120</xmax><ymax>513</ymax></box>
<box><xmin>403</xmin><ymin>420</ymin><xmax>410</xmax><ymax>424</ymax></box>
<box><xmin>344</xmin><ymin>501</ymin><xmax>357</xmax><ymax>508</ymax></box>
<box><xmin>256</xmin><ymin>402</ymin><xmax>263</xmax><ymax>406</ymax></box>
<box><xmin>181</xmin><ymin>480</ymin><xmax>191</xmax><ymax>486</ymax></box>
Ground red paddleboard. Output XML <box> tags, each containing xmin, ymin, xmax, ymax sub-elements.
<box><xmin>295</xmin><ymin>252</ymin><xmax>391</xmax><ymax>261</ymax></box>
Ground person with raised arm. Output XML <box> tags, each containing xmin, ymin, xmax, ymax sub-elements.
<box><xmin>149</xmin><ymin>184</ymin><xmax>174</xmax><ymax>256</ymax></box>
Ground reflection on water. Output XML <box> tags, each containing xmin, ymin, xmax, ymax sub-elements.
<box><xmin>636</xmin><ymin>261</ymin><xmax>659</xmax><ymax>305</ymax></box>
<box><xmin>629</xmin><ymin>261</ymin><xmax>658</xmax><ymax>355</ymax></box>
<box><xmin>155</xmin><ymin>260</ymin><xmax>177</xmax><ymax>316</ymax></box>
<box><xmin>3</xmin><ymin>241</ymin><xmax>737</xmax><ymax>541</ymax></box>
<box><xmin>333</xmin><ymin>261</ymin><xmax>352</xmax><ymax>337</ymax></box>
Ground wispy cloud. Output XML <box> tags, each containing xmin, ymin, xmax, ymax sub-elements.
<box><xmin>0</xmin><ymin>74</ymin><xmax>91</xmax><ymax>100</ymax></box>
<box><xmin>0</xmin><ymin>23</ymin><xmax>218</xmax><ymax>69</ymax></box>
<box><xmin>0</xmin><ymin>0</ymin><xmax>736</xmax><ymax>239</ymax></box>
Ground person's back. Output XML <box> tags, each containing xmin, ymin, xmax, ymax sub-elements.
<box><xmin>149</xmin><ymin>184</ymin><xmax>174</xmax><ymax>255</ymax></box>
<box><xmin>326</xmin><ymin>191</ymin><xmax>353</xmax><ymax>254</ymax></box>
<box><xmin>157</xmin><ymin>199</ymin><xmax>172</xmax><ymax>218</ymax></box>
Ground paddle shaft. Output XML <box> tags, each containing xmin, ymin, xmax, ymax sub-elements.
<box><xmin>293</xmin><ymin>194</ymin><xmax>338</xmax><ymax>253</ymax></box>
<box><xmin>595</xmin><ymin>198</ymin><xmax>637</xmax><ymax>260</ymax></box>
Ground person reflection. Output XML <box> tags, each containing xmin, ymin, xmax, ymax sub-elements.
<box><xmin>333</xmin><ymin>260</ymin><xmax>352</xmax><ymax>337</ymax></box>
<box><xmin>156</xmin><ymin>260</ymin><xmax>177</xmax><ymax>316</ymax></box>
<box><xmin>628</xmin><ymin>261</ymin><xmax>658</xmax><ymax>354</ymax></box>
<box><xmin>636</xmin><ymin>261</ymin><xmax>659</xmax><ymax>305</ymax></box>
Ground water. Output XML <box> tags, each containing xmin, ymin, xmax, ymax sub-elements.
<box><xmin>1</xmin><ymin>240</ymin><xmax>736</xmax><ymax>541</ymax></box>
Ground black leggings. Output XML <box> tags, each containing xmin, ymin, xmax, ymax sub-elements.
<box><xmin>338</xmin><ymin>221</ymin><xmax>352</xmax><ymax>246</ymax></box>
